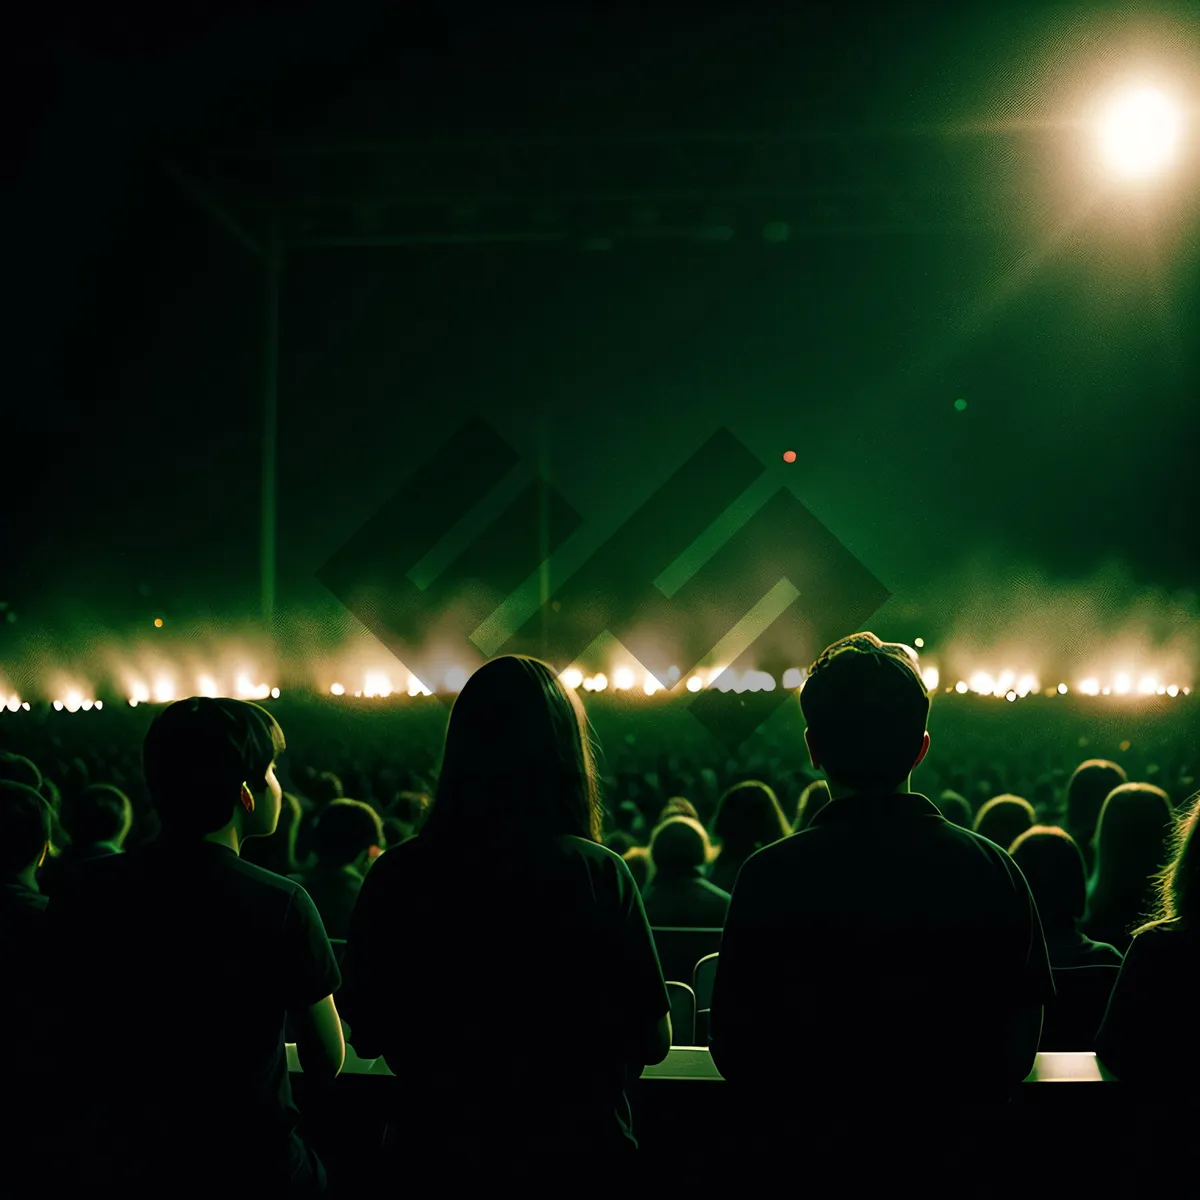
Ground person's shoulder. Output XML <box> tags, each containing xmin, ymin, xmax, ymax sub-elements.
<box><xmin>557</xmin><ymin>834</ymin><xmax>624</xmax><ymax>866</ymax></box>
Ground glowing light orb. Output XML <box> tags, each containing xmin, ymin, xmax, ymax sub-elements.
<box><xmin>782</xmin><ymin>450</ymin><xmax>797</xmax><ymax>463</ymax></box>
<box><xmin>1098</xmin><ymin>86</ymin><xmax>1183</xmax><ymax>180</ymax></box>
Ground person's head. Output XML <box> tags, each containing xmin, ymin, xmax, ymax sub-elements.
<box><xmin>973</xmin><ymin>794</ymin><xmax>1036</xmax><ymax>850</ymax></box>
<box><xmin>711</xmin><ymin>780</ymin><xmax>790</xmax><ymax>856</ymax></box>
<box><xmin>622</xmin><ymin>845</ymin><xmax>652</xmax><ymax>892</ymax></box>
<box><xmin>240</xmin><ymin>790</ymin><xmax>303</xmax><ymax>875</ymax></box>
<box><xmin>935</xmin><ymin>789</ymin><xmax>973</xmax><ymax>828</ymax></box>
<box><xmin>1066</xmin><ymin>759</ymin><xmax>1127</xmax><ymax>849</ymax></box>
<box><xmin>423</xmin><ymin>655</ymin><xmax>602</xmax><ymax>845</ymax></box>
<box><xmin>0</xmin><ymin>752</ymin><xmax>43</xmax><ymax>793</ymax></box>
<box><xmin>142</xmin><ymin>697</ymin><xmax>285</xmax><ymax>847</ymax></box>
<box><xmin>604</xmin><ymin>829</ymin><xmax>639</xmax><ymax>856</ymax></box>
<box><xmin>1136</xmin><ymin>789</ymin><xmax>1200</xmax><ymax>933</ymax></box>
<box><xmin>308</xmin><ymin>771</ymin><xmax>344</xmax><ymax>808</ymax></box>
<box><xmin>612</xmin><ymin>799</ymin><xmax>648</xmax><ymax>843</ymax></box>
<box><xmin>312</xmin><ymin>798</ymin><xmax>385</xmax><ymax>870</ymax></box>
<box><xmin>1009</xmin><ymin>825</ymin><xmax>1088</xmax><ymax>930</ymax></box>
<box><xmin>649</xmin><ymin>815</ymin><xmax>715</xmax><ymax>879</ymax></box>
<box><xmin>658</xmin><ymin>796</ymin><xmax>699</xmax><ymax>824</ymax></box>
<box><xmin>386</xmin><ymin>790</ymin><xmax>430</xmax><ymax>839</ymax></box>
<box><xmin>0</xmin><ymin>781</ymin><xmax>52</xmax><ymax>880</ymax></box>
<box><xmin>799</xmin><ymin>632</ymin><xmax>931</xmax><ymax>797</ymax></box>
<box><xmin>793</xmin><ymin>779</ymin><xmax>832</xmax><ymax>831</ymax></box>
<box><xmin>1089</xmin><ymin>782</ymin><xmax>1174</xmax><ymax>913</ymax></box>
<box><xmin>63</xmin><ymin>784</ymin><xmax>133</xmax><ymax>849</ymax></box>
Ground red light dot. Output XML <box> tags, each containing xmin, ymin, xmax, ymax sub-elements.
<box><xmin>782</xmin><ymin>450</ymin><xmax>797</xmax><ymax>463</ymax></box>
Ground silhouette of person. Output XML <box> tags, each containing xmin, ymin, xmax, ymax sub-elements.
<box><xmin>1066</xmin><ymin>759</ymin><xmax>1127</xmax><ymax>876</ymax></box>
<box><xmin>1081</xmin><ymin>783</ymin><xmax>1174</xmax><ymax>954</ymax></box>
<box><xmin>340</xmin><ymin>655</ymin><xmax>671</xmax><ymax>1184</ymax></box>
<box><xmin>43</xmin><ymin>697</ymin><xmax>344</xmax><ymax>1192</ymax></box>
<box><xmin>711</xmin><ymin>632</ymin><xmax>1054</xmax><ymax>1153</ymax></box>
<box><xmin>1096</xmin><ymin>790</ymin><xmax>1200</xmax><ymax>1094</ymax></box>
<box><xmin>643</xmin><ymin>816</ymin><xmax>731</xmax><ymax>927</ymax></box>
<box><xmin>973</xmin><ymin>794</ymin><xmax>1036</xmax><ymax>851</ymax></box>
<box><xmin>708</xmin><ymin>780</ymin><xmax>790</xmax><ymax>893</ymax></box>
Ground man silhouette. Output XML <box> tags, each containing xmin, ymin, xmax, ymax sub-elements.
<box><xmin>710</xmin><ymin>633</ymin><xmax>1053</xmax><ymax>1162</ymax></box>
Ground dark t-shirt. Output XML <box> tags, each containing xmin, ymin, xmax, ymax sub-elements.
<box><xmin>44</xmin><ymin>839</ymin><xmax>341</xmax><ymax>1184</ymax></box>
<box><xmin>1095</xmin><ymin>921</ymin><xmax>1198</xmax><ymax>1089</ymax></box>
<box><xmin>340</xmin><ymin>831</ymin><xmax>670</xmax><ymax>1154</ymax></box>
<box><xmin>710</xmin><ymin>792</ymin><xmax>1056</xmax><ymax>1106</ymax></box>
<box><xmin>288</xmin><ymin>864</ymin><xmax>364</xmax><ymax>940</ymax></box>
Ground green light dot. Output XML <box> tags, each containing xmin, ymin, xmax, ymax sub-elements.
<box><xmin>954</xmin><ymin>398</ymin><xmax>968</xmax><ymax>412</ymax></box>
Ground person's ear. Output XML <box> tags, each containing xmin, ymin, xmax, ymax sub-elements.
<box><xmin>240</xmin><ymin>783</ymin><xmax>255</xmax><ymax>814</ymax></box>
<box><xmin>803</xmin><ymin>727</ymin><xmax>820</xmax><ymax>771</ymax></box>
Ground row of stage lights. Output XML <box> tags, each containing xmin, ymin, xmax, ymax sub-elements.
<box><xmin>0</xmin><ymin>666</ymin><xmax>1191</xmax><ymax>714</ymax></box>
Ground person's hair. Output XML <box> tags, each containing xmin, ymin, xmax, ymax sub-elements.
<box><xmin>649</xmin><ymin>815</ymin><xmax>715</xmax><ymax>877</ymax></box>
<box><xmin>1086</xmin><ymin>782</ymin><xmax>1174</xmax><ymax>928</ymax></box>
<box><xmin>0</xmin><ymin>751</ymin><xmax>43</xmax><ymax>793</ymax></box>
<box><xmin>658</xmin><ymin>796</ymin><xmax>700</xmax><ymax>824</ymax></box>
<box><xmin>63</xmin><ymin>784</ymin><xmax>133</xmax><ymax>846</ymax></box>
<box><xmin>308</xmin><ymin>771</ymin><xmax>344</xmax><ymax>808</ymax></box>
<box><xmin>973</xmin><ymin>794</ymin><xmax>1036</xmax><ymax>850</ymax></box>
<box><xmin>799</xmin><ymin>631</ymin><xmax>931</xmax><ymax>793</ymax></box>
<box><xmin>313</xmin><ymin>798</ymin><xmax>385</xmax><ymax>867</ymax></box>
<box><xmin>711</xmin><ymin>780</ymin><xmax>790</xmax><ymax>855</ymax></box>
<box><xmin>0</xmin><ymin>781</ymin><xmax>52</xmax><ymax>875</ymax></box>
<box><xmin>388</xmin><ymin>790</ymin><xmax>431</xmax><ymax>832</ymax></box>
<box><xmin>793</xmin><ymin>779</ymin><xmax>832</xmax><ymax>830</ymax></box>
<box><xmin>1066</xmin><ymin>759</ymin><xmax>1127</xmax><ymax>846</ymax></box>
<box><xmin>142</xmin><ymin>697</ymin><xmax>285</xmax><ymax>836</ymax></box>
<box><xmin>240</xmin><ymin>791</ymin><xmax>303</xmax><ymax>875</ymax></box>
<box><xmin>422</xmin><ymin>655</ymin><xmax>603</xmax><ymax>845</ymax></box>
<box><xmin>935</xmin><ymin>789</ymin><xmax>973</xmax><ymax>828</ymax></box>
<box><xmin>1134</xmin><ymin>790</ymin><xmax>1200</xmax><ymax>934</ymax></box>
<box><xmin>623</xmin><ymin>845</ymin><xmax>652</xmax><ymax>891</ymax></box>
<box><xmin>604</xmin><ymin>829</ymin><xmax>639</xmax><ymax>856</ymax></box>
<box><xmin>1009</xmin><ymin>825</ymin><xmax>1088</xmax><ymax>926</ymax></box>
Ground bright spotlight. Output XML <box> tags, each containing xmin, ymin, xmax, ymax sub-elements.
<box><xmin>643</xmin><ymin>674</ymin><xmax>661</xmax><ymax>695</ymax></box>
<box><xmin>1058</xmin><ymin>683</ymin><xmax>1068</xmax><ymax>695</ymax></box>
<box><xmin>921</xmin><ymin>666</ymin><xmax>940</xmax><ymax>692</ymax></box>
<box><xmin>21</xmin><ymin>702</ymin><xmax>29</xmax><ymax>711</ymax></box>
<box><xmin>81</xmin><ymin>699</ymin><xmax>93</xmax><ymax>711</ymax></box>
<box><xmin>560</xmin><ymin>667</ymin><xmax>583</xmax><ymax>690</ymax></box>
<box><xmin>914</xmin><ymin>637</ymin><xmax>924</xmax><ymax>648</ymax></box>
<box><xmin>1078</xmin><ymin>678</ymin><xmax>1100</xmax><ymax>696</ymax></box>
<box><xmin>5</xmin><ymin>697</ymin><xmax>19</xmax><ymax>712</ymax></box>
<box><xmin>1098</xmin><ymin>86</ymin><xmax>1183</xmax><ymax>181</ymax></box>
<box><xmin>53</xmin><ymin>700</ymin><xmax>64</xmax><ymax>711</ymax></box>
<box><xmin>153</xmin><ymin>677</ymin><xmax>175</xmax><ymax>704</ymax></box>
<box><xmin>613</xmin><ymin>667</ymin><xmax>636</xmax><ymax>691</ymax></box>
<box><xmin>197</xmin><ymin>675</ymin><xmax>221</xmax><ymax>699</ymax></box>
<box><xmin>1167</xmin><ymin>684</ymin><xmax>1180</xmax><ymax>697</ymax></box>
<box><xmin>955</xmin><ymin>680</ymin><xmax>969</xmax><ymax>694</ymax></box>
<box><xmin>592</xmin><ymin>673</ymin><xmax>608</xmax><ymax>693</ymax></box>
<box><xmin>686</xmin><ymin>675</ymin><xmax>703</xmax><ymax>693</ymax></box>
<box><xmin>1114</xmin><ymin>673</ymin><xmax>1132</xmax><ymax>696</ymax></box>
<box><xmin>1137</xmin><ymin>675</ymin><xmax>1158</xmax><ymax>695</ymax></box>
<box><xmin>94</xmin><ymin>700</ymin><xmax>103</xmax><ymax>710</ymax></box>
<box><xmin>330</xmin><ymin>683</ymin><xmax>345</xmax><ymax>696</ymax></box>
<box><xmin>270</xmin><ymin>687</ymin><xmax>280</xmax><ymax>699</ymax></box>
<box><xmin>1005</xmin><ymin>690</ymin><xmax>1017</xmax><ymax>703</ymax></box>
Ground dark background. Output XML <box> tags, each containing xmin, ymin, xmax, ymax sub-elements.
<box><xmin>4</xmin><ymin>3</ymin><xmax>1198</xmax><ymax>691</ymax></box>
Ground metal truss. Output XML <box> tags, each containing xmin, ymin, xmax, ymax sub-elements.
<box><xmin>165</xmin><ymin>129</ymin><xmax>1035</xmax><ymax>252</ymax></box>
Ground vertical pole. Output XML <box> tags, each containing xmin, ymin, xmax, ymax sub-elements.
<box><xmin>538</xmin><ymin>415</ymin><xmax>550</xmax><ymax>660</ymax></box>
<box><xmin>262</xmin><ymin>215</ymin><xmax>281</xmax><ymax>629</ymax></box>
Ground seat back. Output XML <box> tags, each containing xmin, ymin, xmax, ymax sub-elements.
<box><xmin>666</xmin><ymin>981</ymin><xmax>696</xmax><ymax>1046</ymax></box>
<box><xmin>652</xmin><ymin>928</ymin><xmax>723</xmax><ymax>990</ymax></box>
<box><xmin>692</xmin><ymin>952</ymin><xmax>719</xmax><ymax>1010</ymax></box>
<box><xmin>1040</xmin><ymin>964</ymin><xmax>1121</xmax><ymax>1051</ymax></box>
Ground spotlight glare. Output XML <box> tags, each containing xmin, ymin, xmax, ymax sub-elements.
<box><xmin>270</xmin><ymin>686</ymin><xmax>280</xmax><ymax>699</ymax></box>
<box><xmin>560</xmin><ymin>667</ymin><xmax>584</xmax><ymax>690</ymax></box>
<box><xmin>1166</xmin><ymin>684</ymin><xmax>1179</xmax><ymax>697</ymax></box>
<box><xmin>613</xmin><ymin>666</ymin><xmax>636</xmax><ymax>691</ymax></box>
<box><xmin>921</xmin><ymin>666</ymin><xmax>939</xmax><ymax>691</ymax></box>
<box><xmin>686</xmin><ymin>675</ymin><xmax>703</xmax><ymax>692</ymax></box>
<box><xmin>955</xmin><ymin>680</ymin><xmax>969</xmax><ymax>694</ymax></box>
<box><xmin>94</xmin><ymin>700</ymin><xmax>103</xmax><ymax>710</ymax></box>
<box><xmin>330</xmin><ymin>683</ymin><xmax>345</xmax><ymax>696</ymax></box>
<box><xmin>1098</xmin><ymin>86</ymin><xmax>1183</xmax><ymax>181</ymax></box>
<box><xmin>53</xmin><ymin>700</ymin><xmax>63</xmax><ymax>711</ymax></box>
<box><xmin>1058</xmin><ymin>683</ymin><xmax>1068</xmax><ymax>694</ymax></box>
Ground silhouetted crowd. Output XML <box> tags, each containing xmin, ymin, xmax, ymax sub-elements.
<box><xmin>2</xmin><ymin>634</ymin><xmax>1197</xmax><ymax>1194</ymax></box>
